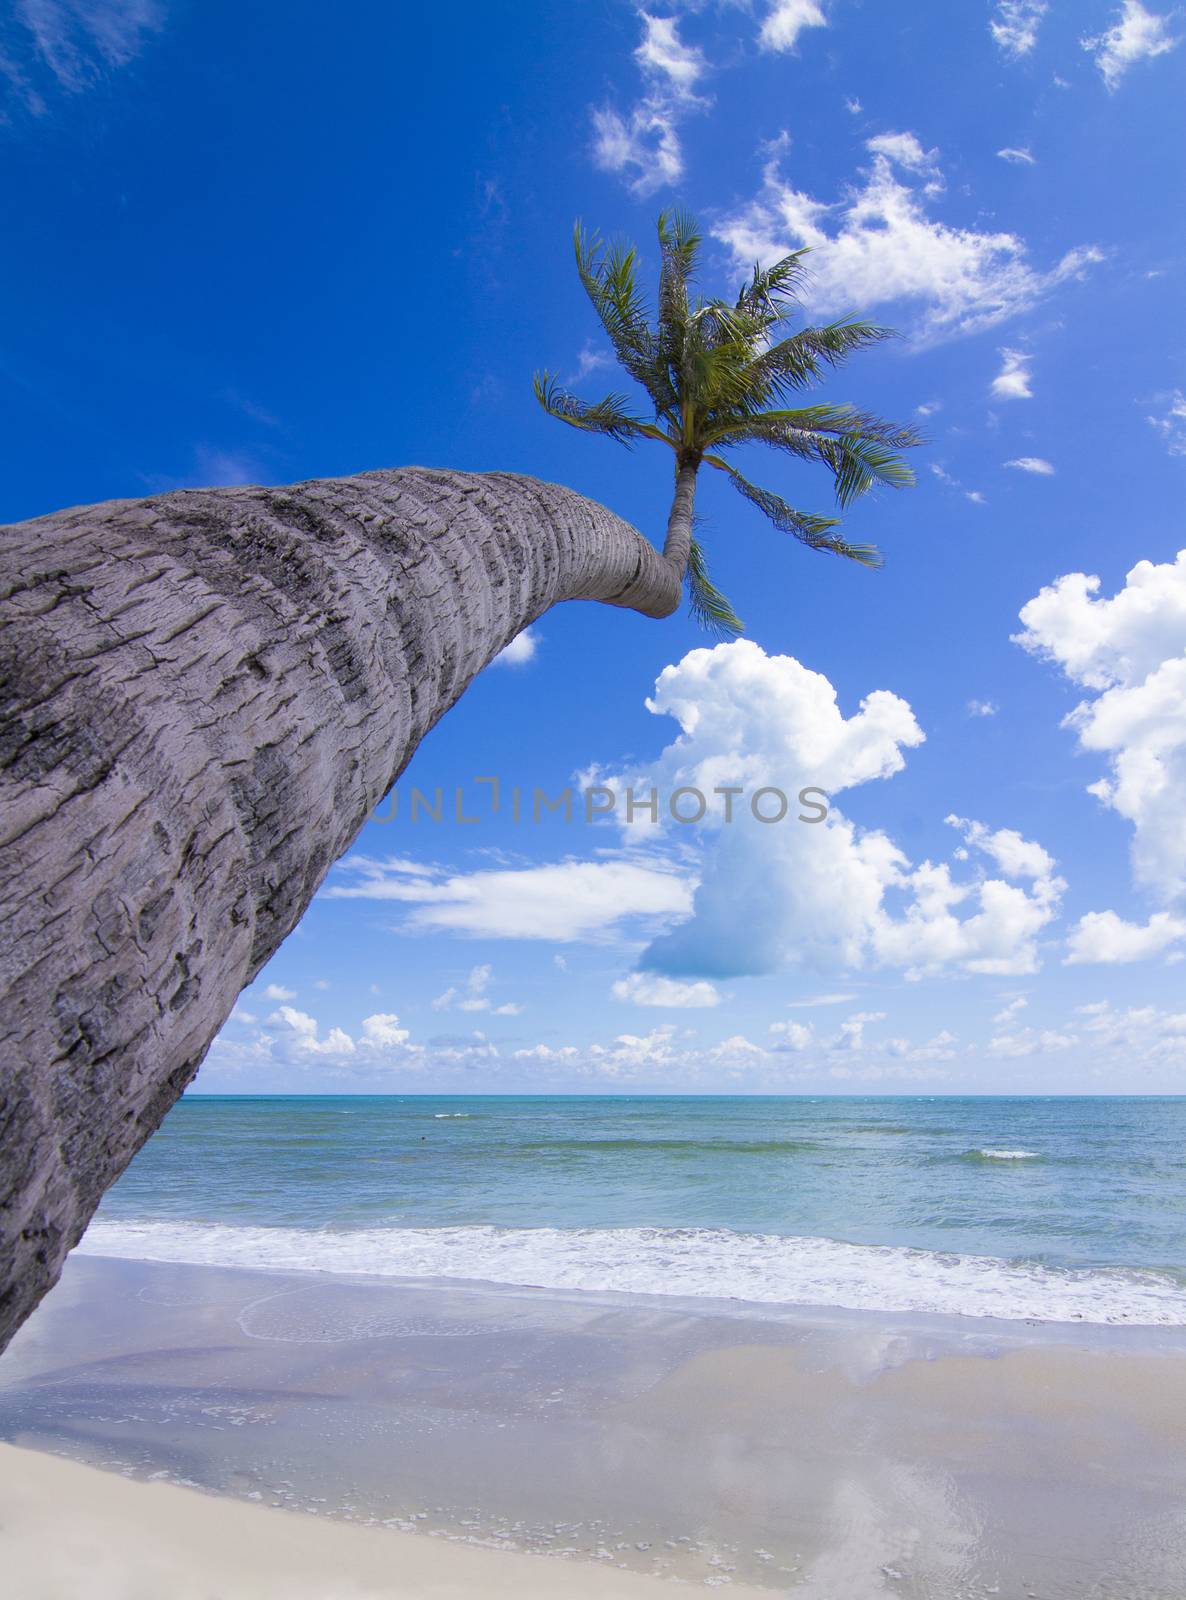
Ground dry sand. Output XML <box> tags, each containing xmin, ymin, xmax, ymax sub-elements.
<box><xmin>0</xmin><ymin>1442</ymin><xmax>766</xmax><ymax>1600</ymax></box>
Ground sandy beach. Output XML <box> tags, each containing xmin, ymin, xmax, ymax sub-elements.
<box><xmin>3</xmin><ymin>1255</ymin><xmax>1186</xmax><ymax>1598</ymax></box>
<box><xmin>0</xmin><ymin>1441</ymin><xmax>750</xmax><ymax>1600</ymax></box>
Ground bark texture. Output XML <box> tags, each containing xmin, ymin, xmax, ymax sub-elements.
<box><xmin>0</xmin><ymin>467</ymin><xmax>684</xmax><ymax>1353</ymax></box>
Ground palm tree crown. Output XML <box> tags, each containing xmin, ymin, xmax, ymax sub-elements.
<box><xmin>534</xmin><ymin>210</ymin><xmax>921</xmax><ymax>635</ymax></box>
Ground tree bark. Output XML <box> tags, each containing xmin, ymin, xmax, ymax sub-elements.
<box><xmin>661</xmin><ymin>459</ymin><xmax>699</xmax><ymax>576</ymax></box>
<box><xmin>0</xmin><ymin>466</ymin><xmax>685</xmax><ymax>1353</ymax></box>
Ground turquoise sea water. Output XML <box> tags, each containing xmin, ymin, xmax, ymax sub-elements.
<box><xmin>81</xmin><ymin>1095</ymin><xmax>1186</xmax><ymax>1324</ymax></box>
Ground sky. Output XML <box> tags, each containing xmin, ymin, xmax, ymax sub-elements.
<box><xmin>3</xmin><ymin>0</ymin><xmax>1185</xmax><ymax>1094</ymax></box>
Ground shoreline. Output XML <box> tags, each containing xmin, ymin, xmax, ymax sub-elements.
<box><xmin>0</xmin><ymin>1442</ymin><xmax>752</xmax><ymax>1599</ymax></box>
<box><xmin>3</xmin><ymin>1254</ymin><xmax>1186</xmax><ymax>1596</ymax></box>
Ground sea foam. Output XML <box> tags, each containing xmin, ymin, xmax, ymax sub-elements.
<box><xmin>76</xmin><ymin>1219</ymin><xmax>1186</xmax><ymax>1326</ymax></box>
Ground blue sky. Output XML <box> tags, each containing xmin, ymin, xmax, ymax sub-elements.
<box><xmin>4</xmin><ymin>0</ymin><xmax>1185</xmax><ymax>1092</ymax></box>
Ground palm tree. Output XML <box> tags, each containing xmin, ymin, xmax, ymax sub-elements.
<box><xmin>0</xmin><ymin>466</ymin><xmax>698</xmax><ymax>1351</ymax></box>
<box><xmin>535</xmin><ymin>210</ymin><xmax>919</xmax><ymax>634</ymax></box>
<box><xmin>0</xmin><ymin>221</ymin><xmax>917</xmax><ymax>1354</ymax></box>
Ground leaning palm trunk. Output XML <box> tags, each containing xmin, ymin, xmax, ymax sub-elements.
<box><xmin>0</xmin><ymin>466</ymin><xmax>685</xmax><ymax>1352</ymax></box>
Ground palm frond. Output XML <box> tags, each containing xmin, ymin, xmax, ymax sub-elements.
<box><xmin>533</xmin><ymin>372</ymin><xmax>662</xmax><ymax>446</ymax></box>
<box><xmin>706</xmin><ymin>456</ymin><xmax>883</xmax><ymax>567</ymax></box>
<box><xmin>686</xmin><ymin>535</ymin><xmax>744</xmax><ymax>637</ymax></box>
<box><xmin>656</xmin><ymin>209</ymin><xmax>701</xmax><ymax>395</ymax></box>
<box><xmin>820</xmin><ymin>432</ymin><xmax>917</xmax><ymax>507</ymax></box>
<box><xmin>748</xmin><ymin>320</ymin><xmax>896</xmax><ymax>401</ymax></box>
<box><xmin>572</xmin><ymin>223</ymin><xmax>674</xmax><ymax>412</ymax></box>
<box><xmin>735</xmin><ymin>249</ymin><xmax>812</xmax><ymax>316</ymax></box>
<box><xmin>705</xmin><ymin>407</ymin><xmax>918</xmax><ymax>506</ymax></box>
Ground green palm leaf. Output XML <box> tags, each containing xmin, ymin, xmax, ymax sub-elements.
<box><xmin>533</xmin><ymin>372</ymin><xmax>663</xmax><ymax>446</ymax></box>
<box><xmin>707</xmin><ymin>456</ymin><xmax>884</xmax><ymax>567</ymax></box>
<box><xmin>686</xmin><ymin>535</ymin><xmax>744</xmax><ymax>637</ymax></box>
<box><xmin>536</xmin><ymin>210</ymin><xmax>919</xmax><ymax>623</ymax></box>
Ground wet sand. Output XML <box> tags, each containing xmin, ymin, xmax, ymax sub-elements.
<box><xmin>2</xmin><ymin>1254</ymin><xmax>1186</xmax><ymax>1597</ymax></box>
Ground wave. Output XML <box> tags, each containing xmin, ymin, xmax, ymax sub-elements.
<box><xmin>968</xmin><ymin>1148</ymin><xmax>1041</xmax><ymax>1161</ymax></box>
<box><xmin>76</xmin><ymin>1220</ymin><xmax>1186</xmax><ymax>1326</ymax></box>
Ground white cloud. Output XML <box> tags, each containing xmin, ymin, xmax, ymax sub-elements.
<box><xmin>1148</xmin><ymin>390</ymin><xmax>1186</xmax><ymax>457</ymax></box>
<box><xmin>492</xmin><ymin>629</ymin><xmax>538</xmax><ymax>667</ymax></box>
<box><xmin>359</xmin><ymin>1013</ymin><xmax>413</xmax><ymax>1049</ymax></box>
<box><xmin>612</xmin><ymin>972</ymin><xmax>722</xmax><ymax>1008</ymax></box>
<box><xmin>997</xmin><ymin>147</ymin><xmax>1036</xmax><ymax>165</ymax></box>
<box><xmin>1077</xmin><ymin>1001</ymin><xmax>1186</xmax><ymax>1065</ymax></box>
<box><xmin>987</xmin><ymin>1026</ymin><xmax>1076</xmax><ymax>1058</ymax></box>
<box><xmin>570</xmin><ymin>342</ymin><xmax>613</xmax><ymax>384</ymax></box>
<box><xmin>267</xmin><ymin>1006</ymin><xmax>356</xmax><ymax>1057</ymax></box>
<box><xmin>713</xmin><ymin>139</ymin><xmax>1100</xmax><ymax>343</ymax></box>
<box><xmin>787</xmin><ymin>992</ymin><xmax>856</xmax><ymax>1007</ymax></box>
<box><xmin>759</xmin><ymin>0</ymin><xmax>828</xmax><ymax>53</ymax></box>
<box><xmin>433</xmin><ymin>963</ymin><xmax>522</xmax><ymax>1014</ymax></box>
<box><xmin>865</xmin><ymin>131</ymin><xmax>941</xmax><ymax>180</ymax></box>
<box><xmin>1082</xmin><ymin>1</ymin><xmax>1179</xmax><ymax>90</ymax></box>
<box><xmin>592</xmin><ymin>11</ymin><xmax>707</xmax><ymax>195</ymax></box>
<box><xmin>4</xmin><ymin>0</ymin><xmax>163</xmax><ymax>109</ymax></box>
<box><xmin>600</xmin><ymin>641</ymin><xmax>1062</xmax><ymax>981</ymax></box>
<box><xmin>991</xmin><ymin>348</ymin><xmax>1033</xmax><ymax>399</ymax></box>
<box><xmin>845</xmin><ymin>96</ymin><xmax>862</xmax><ymax>115</ymax></box>
<box><xmin>1065</xmin><ymin>909</ymin><xmax>1186</xmax><ymax>964</ymax></box>
<box><xmin>769</xmin><ymin>1019</ymin><xmax>815</xmax><ymax>1050</ymax></box>
<box><xmin>932</xmin><ymin>463</ymin><xmax>987</xmax><ymax>504</ymax></box>
<box><xmin>990</xmin><ymin>0</ymin><xmax>1048</xmax><ymax>57</ymax></box>
<box><xmin>1005</xmin><ymin>456</ymin><xmax>1055</xmax><ymax>475</ymax></box>
<box><xmin>329</xmin><ymin>853</ymin><xmax>694</xmax><ymax>943</ymax></box>
<box><xmin>1015</xmin><ymin>550</ymin><xmax>1186</xmax><ymax>899</ymax></box>
<box><xmin>967</xmin><ymin>699</ymin><xmax>999</xmax><ymax>717</ymax></box>
<box><xmin>635</xmin><ymin>12</ymin><xmax>705</xmax><ymax>97</ymax></box>
<box><xmin>592</xmin><ymin>104</ymin><xmax>683</xmax><ymax>195</ymax></box>
<box><xmin>264</xmin><ymin>983</ymin><xmax>295</xmax><ymax>1001</ymax></box>
<box><xmin>993</xmin><ymin>996</ymin><xmax>1028</xmax><ymax>1026</ymax></box>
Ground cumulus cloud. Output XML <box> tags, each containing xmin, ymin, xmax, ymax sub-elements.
<box><xmin>1016</xmin><ymin>549</ymin><xmax>1186</xmax><ymax>900</ymax></box>
<box><xmin>987</xmin><ymin>1025</ymin><xmax>1076</xmax><ymax>1058</ymax></box>
<box><xmin>991</xmin><ymin>348</ymin><xmax>1033</xmax><ymax>399</ymax></box>
<box><xmin>713</xmin><ymin>137</ymin><xmax>1100</xmax><ymax>343</ymax></box>
<box><xmin>990</xmin><ymin>0</ymin><xmax>1048</xmax><ymax>58</ymax></box>
<box><xmin>1064</xmin><ymin>909</ymin><xmax>1186</xmax><ymax>964</ymax></box>
<box><xmin>263</xmin><ymin>983</ymin><xmax>295</xmax><ymax>1001</ymax></box>
<box><xmin>612</xmin><ymin>972</ymin><xmax>722</xmax><ymax>1008</ymax></box>
<box><xmin>1077</xmin><ymin>1000</ymin><xmax>1186</xmax><ymax>1066</ymax></box>
<box><xmin>759</xmin><ymin>0</ymin><xmax>828</xmax><ymax>53</ymax></box>
<box><xmin>598</xmin><ymin>641</ymin><xmax>1062</xmax><ymax>981</ymax></box>
<box><xmin>968</xmin><ymin>698</ymin><xmax>999</xmax><ymax>716</ymax></box>
<box><xmin>1005</xmin><ymin>456</ymin><xmax>1055</xmax><ymax>475</ymax></box>
<box><xmin>592</xmin><ymin>11</ymin><xmax>707</xmax><ymax>194</ymax></box>
<box><xmin>769</xmin><ymin>1019</ymin><xmax>816</xmax><ymax>1050</ymax></box>
<box><xmin>433</xmin><ymin>963</ymin><xmax>522</xmax><ymax>1015</ymax></box>
<box><xmin>267</xmin><ymin>1006</ymin><xmax>356</xmax><ymax>1057</ymax></box>
<box><xmin>329</xmin><ymin>852</ymin><xmax>694</xmax><ymax>943</ymax></box>
<box><xmin>492</xmin><ymin>629</ymin><xmax>538</xmax><ymax>667</ymax></box>
<box><xmin>1082</xmin><ymin>1</ymin><xmax>1179</xmax><ymax>90</ymax></box>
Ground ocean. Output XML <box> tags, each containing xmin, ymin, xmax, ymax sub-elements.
<box><xmin>80</xmin><ymin>1094</ymin><xmax>1186</xmax><ymax>1325</ymax></box>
